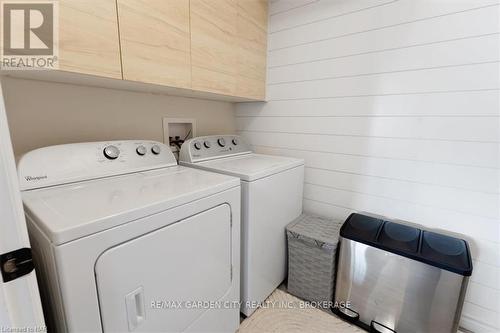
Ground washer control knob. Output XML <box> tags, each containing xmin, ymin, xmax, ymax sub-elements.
<box><xmin>136</xmin><ymin>145</ymin><xmax>147</xmax><ymax>156</ymax></box>
<box><xmin>232</xmin><ymin>138</ymin><xmax>238</xmax><ymax>145</ymax></box>
<box><xmin>103</xmin><ymin>145</ymin><xmax>120</xmax><ymax>160</ymax></box>
<box><xmin>204</xmin><ymin>141</ymin><xmax>211</xmax><ymax>149</ymax></box>
<box><xmin>217</xmin><ymin>138</ymin><xmax>226</xmax><ymax>147</ymax></box>
<box><xmin>151</xmin><ymin>145</ymin><xmax>161</xmax><ymax>155</ymax></box>
<box><xmin>194</xmin><ymin>142</ymin><xmax>202</xmax><ymax>150</ymax></box>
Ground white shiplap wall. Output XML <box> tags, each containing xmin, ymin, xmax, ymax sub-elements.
<box><xmin>235</xmin><ymin>0</ymin><xmax>500</xmax><ymax>331</ymax></box>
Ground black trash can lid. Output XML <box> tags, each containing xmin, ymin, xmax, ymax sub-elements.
<box><xmin>340</xmin><ymin>213</ymin><xmax>472</xmax><ymax>276</ymax></box>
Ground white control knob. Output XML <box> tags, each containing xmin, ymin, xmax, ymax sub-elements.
<box><xmin>217</xmin><ymin>138</ymin><xmax>226</xmax><ymax>147</ymax></box>
<box><xmin>151</xmin><ymin>145</ymin><xmax>161</xmax><ymax>155</ymax></box>
<box><xmin>194</xmin><ymin>142</ymin><xmax>202</xmax><ymax>150</ymax></box>
<box><xmin>103</xmin><ymin>145</ymin><xmax>120</xmax><ymax>160</ymax></box>
<box><xmin>232</xmin><ymin>138</ymin><xmax>238</xmax><ymax>145</ymax></box>
<box><xmin>204</xmin><ymin>141</ymin><xmax>211</xmax><ymax>149</ymax></box>
<box><xmin>136</xmin><ymin>145</ymin><xmax>147</xmax><ymax>156</ymax></box>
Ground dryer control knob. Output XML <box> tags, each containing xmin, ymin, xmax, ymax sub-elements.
<box><xmin>217</xmin><ymin>138</ymin><xmax>226</xmax><ymax>147</ymax></box>
<box><xmin>232</xmin><ymin>138</ymin><xmax>238</xmax><ymax>145</ymax></box>
<box><xmin>204</xmin><ymin>141</ymin><xmax>211</xmax><ymax>149</ymax></box>
<box><xmin>151</xmin><ymin>145</ymin><xmax>161</xmax><ymax>155</ymax></box>
<box><xmin>103</xmin><ymin>145</ymin><xmax>120</xmax><ymax>160</ymax></box>
<box><xmin>136</xmin><ymin>145</ymin><xmax>147</xmax><ymax>156</ymax></box>
<box><xmin>194</xmin><ymin>142</ymin><xmax>202</xmax><ymax>150</ymax></box>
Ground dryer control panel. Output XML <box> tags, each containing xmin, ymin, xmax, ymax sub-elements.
<box><xmin>18</xmin><ymin>141</ymin><xmax>177</xmax><ymax>190</ymax></box>
<box><xmin>180</xmin><ymin>135</ymin><xmax>252</xmax><ymax>163</ymax></box>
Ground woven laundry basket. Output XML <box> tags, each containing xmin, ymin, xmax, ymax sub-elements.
<box><xmin>286</xmin><ymin>214</ymin><xmax>343</xmax><ymax>304</ymax></box>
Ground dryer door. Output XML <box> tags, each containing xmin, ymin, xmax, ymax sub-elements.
<box><xmin>95</xmin><ymin>204</ymin><xmax>232</xmax><ymax>332</ymax></box>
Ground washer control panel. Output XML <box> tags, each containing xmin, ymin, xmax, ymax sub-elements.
<box><xmin>18</xmin><ymin>140</ymin><xmax>177</xmax><ymax>190</ymax></box>
<box><xmin>103</xmin><ymin>145</ymin><xmax>120</xmax><ymax>160</ymax></box>
<box><xmin>98</xmin><ymin>141</ymin><xmax>167</xmax><ymax>162</ymax></box>
<box><xmin>179</xmin><ymin>135</ymin><xmax>252</xmax><ymax>163</ymax></box>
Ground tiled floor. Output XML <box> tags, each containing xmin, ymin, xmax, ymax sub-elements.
<box><xmin>238</xmin><ymin>289</ymin><xmax>362</xmax><ymax>333</ymax></box>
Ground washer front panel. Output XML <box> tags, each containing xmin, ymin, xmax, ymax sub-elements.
<box><xmin>32</xmin><ymin>186</ymin><xmax>241</xmax><ymax>332</ymax></box>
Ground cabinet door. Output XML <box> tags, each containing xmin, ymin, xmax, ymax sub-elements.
<box><xmin>117</xmin><ymin>0</ymin><xmax>191</xmax><ymax>88</ymax></box>
<box><xmin>236</xmin><ymin>0</ymin><xmax>268</xmax><ymax>100</ymax></box>
<box><xmin>191</xmin><ymin>0</ymin><xmax>238</xmax><ymax>96</ymax></box>
<box><xmin>58</xmin><ymin>0</ymin><xmax>122</xmax><ymax>79</ymax></box>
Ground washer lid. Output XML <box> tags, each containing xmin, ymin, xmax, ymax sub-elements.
<box><xmin>190</xmin><ymin>153</ymin><xmax>304</xmax><ymax>181</ymax></box>
<box><xmin>22</xmin><ymin>166</ymin><xmax>239</xmax><ymax>245</ymax></box>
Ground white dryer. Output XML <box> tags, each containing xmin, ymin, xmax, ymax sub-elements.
<box><xmin>179</xmin><ymin>135</ymin><xmax>304</xmax><ymax>316</ymax></box>
<box><xmin>17</xmin><ymin>140</ymin><xmax>241</xmax><ymax>332</ymax></box>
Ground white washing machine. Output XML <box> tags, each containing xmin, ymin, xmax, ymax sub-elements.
<box><xmin>17</xmin><ymin>140</ymin><xmax>241</xmax><ymax>332</ymax></box>
<box><xmin>179</xmin><ymin>135</ymin><xmax>304</xmax><ymax>316</ymax></box>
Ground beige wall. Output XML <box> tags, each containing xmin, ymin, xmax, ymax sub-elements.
<box><xmin>2</xmin><ymin>77</ymin><xmax>236</xmax><ymax>157</ymax></box>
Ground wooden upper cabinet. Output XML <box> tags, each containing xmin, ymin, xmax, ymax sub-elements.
<box><xmin>53</xmin><ymin>0</ymin><xmax>267</xmax><ymax>100</ymax></box>
<box><xmin>190</xmin><ymin>0</ymin><xmax>239</xmax><ymax>96</ymax></box>
<box><xmin>116</xmin><ymin>0</ymin><xmax>191</xmax><ymax>88</ymax></box>
<box><xmin>58</xmin><ymin>0</ymin><xmax>122</xmax><ymax>79</ymax></box>
<box><xmin>236</xmin><ymin>0</ymin><xmax>268</xmax><ymax>100</ymax></box>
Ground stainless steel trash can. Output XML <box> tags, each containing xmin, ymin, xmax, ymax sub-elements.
<box><xmin>333</xmin><ymin>213</ymin><xmax>472</xmax><ymax>333</ymax></box>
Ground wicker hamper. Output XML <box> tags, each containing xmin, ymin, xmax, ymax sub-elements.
<box><xmin>286</xmin><ymin>214</ymin><xmax>343</xmax><ymax>304</ymax></box>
